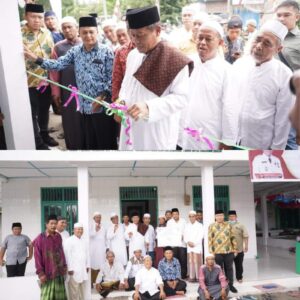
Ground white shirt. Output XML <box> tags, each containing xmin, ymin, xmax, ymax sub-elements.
<box><xmin>119</xmin><ymin>48</ymin><xmax>190</xmax><ymax>150</ymax></box>
<box><xmin>135</xmin><ymin>267</ymin><xmax>163</xmax><ymax>296</ymax></box>
<box><xmin>122</xmin><ymin>223</ymin><xmax>131</xmax><ymax>246</ymax></box>
<box><xmin>57</xmin><ymin>230</ymin><xmax>70</xmax><ymax>242</ymax></box>
<box><xmin>124</xmin><ymin>256</ymin><xmax>144</xmax><ymax>279</ymax></box>
<box><xmin>95</xmin><ymin>260</ymin><xmax>125</xmax><ymax>284</ymax></box>
<box><xmin>252</xmin><ymin>153</ymin><xmax>283</xmax><ymax>179</ymax></box>
<box><xmin>107</xmin><ymin>223</ymin><xmax>127</xmax><ymax>266</ymax></box>
<box><xmin>223</xmin><ymin>56</ymin><xmax>294</xmax><ymax>149</ymax></box>
<box><xmin>146</xmin><ymin>225</ymin><xmax>156</xmax><ymax>252</ymax></box>
<box><xmin>166</xmin><ymin>218</ymin><xmax>186</xmax><ymax>247</ymax></box>
<box><xmin>125</xmin><ymin>223</ymin><xmax>149</xmax><ymax>257</ymax></box>
<box><xmin>89</xmin><ymin>222</ymin><xmax>107</xmax><ymax>269</ymax></box>
<box><xmin>63</xmin><ymin>235</ymin><xmax>90</xmax><ymax>283</ymax></box>
<box><xmin>184</xmin><ymin>221</ymin><xmax>204</xmax><ymax>253</ymax></box>
<box><xmin>182</xmin><ymin>55</ymin><xmax>232</xmax><ymax>150</ymax></box>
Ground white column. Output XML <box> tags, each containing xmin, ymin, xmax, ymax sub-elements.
<box><xmin>77</xmin><ymin>166</ymin><xmax>91</xmax><ymax>299</ymax></box>
<box><xmin>201</xmin><ymin>166</ymin><xmax>215</xmax><ymax>256</ymax></box>
<box><xmin>261</xmin><ymin>194</ymin><xmax>269</xmax><ymax>247</ymax></box>
<box><xmin>0</xmin><ymin>1</ymin><xmax>35</xmax><ymax>149</ymax></box>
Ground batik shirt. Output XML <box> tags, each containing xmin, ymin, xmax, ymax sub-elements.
<box><xmin>208</xmin><ymin>222</ymin><xmax>237</xmax><ymax>254</ymax></box>
<box><xmin>39</xmin><ymin>43</ymin><xmax>114</xmax><ymax>114</ymax></box>
<box><xmin>158</xmin><ymin>257</ymin><xmax>181</xmax><ymax>280</ymax></box>
<box><xmin>22</xmin><ymin>25</ymin><xmax>54</xmax><ymax>87</ymax></box>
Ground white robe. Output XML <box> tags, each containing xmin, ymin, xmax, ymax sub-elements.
<box><xmin>89</xmin><ymin>222</ymin><xmax>107</xmax><ymax>270</ymax></box>
<box><xmin>125</xmin><ymin>223</ymin><xmax>149</xmax><ymax>257</ymax></box>
<box><xmin>146</xmin><ymin>225</ymin><xmax>156</xmax><ymax>252</ymax></box>
<box><xmin>119</xmin><ymin>48</ymin><xmax>190</xmax><ymax>150</ymax></box>
<box><xmin>166</xmin><ymin>218</ymin><xmax>186</xmax><ymax>247</ymax></box>
<box><xmin>63</xmin><ymin>235</ymin><xmax>90</xmax><ymax>283</ymax></box>
<box><xmin>182</xmin><ymin>55</ymin><xmax>232</xmax><ymax>150</ymax></box>
<box><xmin>223</xmin><ymin>56</ymin><xmax>295</xmax><ymax>149</ymax></box>
<box><xmin>183</xmin><ymin>221</ymin><xmax>204</xmax><ymax>253</ymax></box>
<box><xmin>107</xmin><ymin>223</ymin><xmax>127</xmax><ymax>266</ymax></box>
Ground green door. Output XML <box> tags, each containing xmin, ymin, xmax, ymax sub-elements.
<box><xmin>41</xmin><ymin>187</ymin><xmax>78</xmax><ymax>234</ymax></box>
<box><xmin>193</xmin><ymin>185</ymin><xmax>230</xmax><ymax>214</ymax></box>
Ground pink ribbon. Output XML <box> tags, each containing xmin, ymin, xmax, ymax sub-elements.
<box><xmin>63</xmin><ymin>85</ymin><xmax>80</xmax><ymax>111</ymax></box>
<box><xmin>184</xmin><ymin>127</ymin><xmax>215</xmax><ymax>150</ymax></box>
<box><xmin>109</xmin><ymin>103</ymin><xmax>132</xmax><ymax>146</ymax></box>
<box><xmin>36</xmin><ymin>80</ymin><xmax>48</xmax><ymax>93</ymax></box>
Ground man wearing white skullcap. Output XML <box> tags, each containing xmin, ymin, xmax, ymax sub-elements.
<box><xmin>223</xmin><ymin>19</ymin><xmax>295</xmax><ymax>150</ymax></box>
<box><xmin>107</xmin><ymin>213</ymin><xmax>127</xmax><ymax>266</ymax></box>
<box><xmin>63</xmin><ymin>222</ymin><xmax>90</xmax><ymax>300</ymax></box>
<box><xmin>49</xmin><ymin>16</ymin><xmax>83</xmax><ymax>150</ymax></box>
<box><xmin>143</xmin><ymin>213</ymin><xmax>156</xmax><ymax>261</ymax></box>
<box><xmin>89</xmin><ymin>212</ymin><xmax>107</xmax><ymax>286</ymax></box>
<box><xmin>182</xmin><ymin>20</ymin><xmax>233</xmax><ymax>150</ymax></box>
<box><xmin>102</xmin><ymin>19</ymin><xmax>119</xmax><ymax>51</ymax></box>
<box><xmin>183</xmin><ymin>211</ymin><xmax>204</xmax><ymax>282</ymax></box>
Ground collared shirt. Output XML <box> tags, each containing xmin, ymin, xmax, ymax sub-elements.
<box><xmin>158</xmin><ymin>257</ymin><xmax>181</xmax><ymax>281</ymax></box>
<box><xmin>56</xmin><ymin>229</ymin><xmax>70</xmax><ymax>242</ymax></box>
<box><xmin>166</xmin><ymin>218</ymin><xmax>186</xmax><ymax>247</ymax></box>
<box><xmin>208</xmin><ymin>222</ymin><xmax>237</xmax><ymax>254</ymax></box>
<box><xmin>282</xmin><ymin>27</ymin><xmax>300</xmax><ymax>71</ymax></box>
<box><xmin>22</xmin><ymin>25</ymin><xmax>54</xmax><ymax>87</ymax></box>
<box><xmin>135</xmin><ymin>267</ymin><xmax>163</xmax><ymax>296</ymax></box>
<box><xmin>199</xmin><ymin>264</ymin><xmax>227</xmax><ymax>290</ymax></box>
<box><xmin>230</xmin><ymin>221</ymin><xmax>249</xmax><ymax>253</ymax></box>
<box><xmin>112</xmin><ymin>41</ymin><xmax>135</xmax><ymax>100</ymax></box>
<box><xmin>224</xmin><ymin>36</ymin><xmax>244</xmax><ymax>64</ymax></box>
<box><xmin>95</xmin><ymin>260</ymin><xmax>125</xmax><ymax>284</ymax></box>
<box><xmin>40</xmin><ymin>43</ymin><xmax>114</xmax><ymax>114</ymax></box>
<box><xmin>1</xmin><ymin>234</ymin><xmax>31</xmax><ymax>265</ymax></box>
<box><xmin>33</xmin><ymin>231</ymin><xmax>66</xmax><ymax>280</ymax></box>
<box><xmin>124</xmin><ymin>255</ymin><xmax>144</xmax><ymax>279</ymax></box>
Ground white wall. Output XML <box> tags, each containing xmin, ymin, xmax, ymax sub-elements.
<box><xmin>0</xmin><ymin>175</ymin><xmax>257</xmax><ymax>276</ymax></box>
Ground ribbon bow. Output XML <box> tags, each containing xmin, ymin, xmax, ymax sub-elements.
<box><xmin>184</xmin><ymin>127</ymin><xmax>215</xmax><ymax>150</ymax></box>
<box><xmin>36</xmin><ymin>80</ymin><xmax>48</xmax><ymax>93</ymax></box>
<box><xmin>63</xmin><ymin>85</ymin><xmax>80</xmax><ymax>111</ymax></box>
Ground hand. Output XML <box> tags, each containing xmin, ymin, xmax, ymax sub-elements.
<box><xmin>92</xmin><ymin>101</ymin><xmax>102</xmax><ymax>113</ymax></box>
<box><xmin>167</xmin><ymin>281</ymin><xmax>173</xmax><ymax>288</ymax></box>
<box><xmin>114</xmin><ymin>114</ymin><xmax>122</xmax><ymax>123</ymax></box>
<box><xmin>23</xmin><ymin>44</ymin><xmax>38</xmax><ymax>61</ymax></box>
<box><xmin>39</xmin><ymin>274</ymin><xmax>47</xmax><ymax>285</ymax></box>
<box><xmin>95</xmin><ymin>283</ymin><xmax>102</xmax><ymax>292</ymax></box>
<box><xmin>292</xmin><ymin>70</ymin><xmax>300</xmax><ymax>94</ymax></box>
<box><xmin>133</xmin><ymin>291</ymin><xmax>140</xmax><ymax>300</ymax></box>
<box><xmin>124</xmin><ymin>280</ymin><xmax>129</xmax><ymax>289</ymax></box>
<box><xmin>0</xmin><ymin>112</ymin><xmax>4</xmax><ymax>127</ymax></box>
<box><xmin>234</xmin><ymin>251</ymin><xmax>238</xmax><ymax>257</ymax></box>
<box><xmin>232</xmin><ymin>52</ymin><xmax>242</xmax><ymax>59</ymax></box>
<box><xmin>204</xmin><ymin>289</ymin><xmax>210</xmax><ymax>299</ymax></box>
<box><xmin>188</xmin><ymin>242</ymin><xmax>195</xmax><ymax>248</ymax></box>
<box><xmin>221</xmin><ymin>288</ymin><xmax>227</xmax><ymax>299</ymax></box>
<box><xmin>219</xmin><ymin>143</ymin><xmax>233</xmax><ymax>150</ymax></box>
<box><xmin>127</xmin><ymin>102</ymin><xmax>149</xmax><ymax>121</ymax></box>
<box><xmin>95</xmin><ymin>224</ymin><xmax>100</xmax><ymax>232</ymax></box>
<box><xmin>244</xmin><ymin>246</ymin><xmax>248</xmax><ymax>253</ymax></box>
<box><xmin>52</xmin><ymin>96</ymin><xmax>61</xmax><ymax>108</ymax></box>
<box><xmin>119</xmin><ymin>283</ymin><xmax>125</xmax><ymax>290</ymax></box>
<box><xmin>160</xmin><ymin>291</ymin><xmax>166</xmax><ymax>299</ymax></box>
<box><xmin>68</xmin><ymin>271</ymin><xmax>74</xmax><ymax>276</ymax></box>
<box><xmin>0</xmin><ymin>259</ymin><xmax>3</xmax><ymax>266</ymax></box>
<box><xmin>128</xmin><ymin>232</ymin><xmax>133</xmax><ymax>238</ymax></box>
<box><xmin>26</xmin><ymin>256</ymin><xmax>32</xmax><ymax>261</ymax></box>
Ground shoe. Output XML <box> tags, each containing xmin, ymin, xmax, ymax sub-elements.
<box><xmin>229</xmin><ymin>285</ymin><xmax>238</xmax><ymax>293</ymax></box>
<box><xmin>43</xmin><ymin>135</ymin><xmax>59</xmax><ymax>147</ymax></box>
<box><xmin>100</xmin><ymin>290</ymin><xmax>110</xmax><ymax>298</ymax></box>
<box><xmin>36</xmin><ymin>143</ymin><xmax>50</xmax><ymax>150</ymax></box>
<box><xmin>238</xmin><ymin>279</ymin><xmax>243</xmax><ymax>283</ymax></box>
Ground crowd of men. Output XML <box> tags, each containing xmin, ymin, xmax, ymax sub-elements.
<box><xmin>17</xmin><ymin>1</ymin><xmax>300</xmax><ymax>151</ymax></box>
<box><xmin>0</xmin><ymin>208</ymin><xmax>249</xmax><ymax>300</ymax></box>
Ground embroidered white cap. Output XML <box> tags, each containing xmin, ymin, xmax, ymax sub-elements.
<box><xmin>200</xmin><ymin>20</ymin><xmax>224</xmax><ymax>39</ymax></box>
<box><xmin>61</xmin><ymin>16</ymin><xmax>77</xmax><ymax>26</ymax></box>
<box><xmin>93</xmin><ymin>212</ymin><xmax>101</xmax><ymax>217</ymax></box>
<box><xmin>74</xmin><ymin>222</ymin><xmax>83</xmax><ymax>228</ymax></box>
<box><xmin>110</xmin><ymin>212</ymin><xmax>118</xmax><ymax>218</ymax></box>
<box><xmin>143</xmin><ymin>213</ymin><xmax>151</xmax><ymax>218</ymax></box>
<box><xmin>260</xmin><ymin>19</ymin><xmax>288</xmax><ymax>42</ymax></box>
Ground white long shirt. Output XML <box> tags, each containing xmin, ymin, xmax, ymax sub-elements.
<box><xmin>166</xmin><ymin>218</ymin><xmax>186</xmax><ymax>247</ymax></box>
<box><xmin>223</xmin><ymin>56</ymin><xmax>294</xmax><ymax>149</ymax></box>
<box><xmin>63</xmin><ymin>235</ymin><xmax>90</xmax><ymax>283</ymax></box>
<box><xmin>182</xmin><ymin>55</ymin><xmax>232</xmax><ymax>150</ymax></box>
<box><xmin>183</xmin><ymin>221</ymin><xmax>204</xmax><ymax>253</ymax></box>
<box><xmin>89</xmin><ymin>222</ymin><xmax>107</xmax><ymax>269</ymax></box>
<box><xmin>57</xmin><ymin>230</ymin><xmax>70</xmax><ymax>242</ymax></box>
<box><xmin>146</xmin><ymin>225</ymin><xmax>156</xmax><ymax>252</ymax></box>
<box><xmin>95</xmin><ymin>260</ymin><xmax>125</xmax><ymax>284</ymax></box>
<box><xmin>119</xmin><ymin>48</ymin><xmax>190</xmax><ymax>150</ymax></box>
<box><xmin>124</xmin><ymin>256</ymin><xmax>144</xmax><ymax>279</ymax></box>
<box><xmin>125</xmin><ymin>223</ymin><xmax>149</xmax><ymax>257</ymax></box>
<box><xmin>135</xmin><ymin>267</ymin><xmax>163</xmax><ymax>296</ymax></box>
<box><xmin>107</xmin><ymin>223</ymin><xmax>127</xmax><ymax>266</ymax></box>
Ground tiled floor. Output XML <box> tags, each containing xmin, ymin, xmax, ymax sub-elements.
<box><xmin>91</xmin><ymin>246</ymin><xmax>300</xmax><ymax>299</ymax></box>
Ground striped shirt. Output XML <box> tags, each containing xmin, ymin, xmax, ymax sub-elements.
<box><xmin>22</xmin><ymin>25</ymin><xmax>53</xmax><ymax>87</ymax></box>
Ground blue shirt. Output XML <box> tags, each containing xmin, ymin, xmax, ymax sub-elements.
<box><xmin>158</xmin><ymin>257</ymin><xmax>181</xmax><ymax>281</ymax></box>
<box><xmin>40</xmin><ymin>42</ymin><xmax>114</xmax><ymax>114</ymax></box>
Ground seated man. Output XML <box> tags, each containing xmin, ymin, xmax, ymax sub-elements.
<box><xmin>134</xmin><ymin>255</ymin><xmax>166</xmax><ymax>300</ymax></box>
<box><xmin>158</xmin><ymin>246</ymin><xmax>187</xmax><ymax>297</ymax></box>
<box><xmin>95</xmin><ymin>251</ymin><xmax>125</xmax><ymax>298</ymax></box>
<box><xmin>198</xmin><ymin>255</ymin><xmax>228</xmax><ymax>300</ymax></box>
<box><xmin>124</xmin><ymin>248</ymin><xmax>144</xmax><ymax>291</ymax></box>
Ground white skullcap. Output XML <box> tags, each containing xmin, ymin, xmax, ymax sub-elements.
<box><xmin>193</xmin><ymin>12</ymin><xmax>209</xmax><ymax>23</ymax></box>
<box><xmin>116</xmin><ymin>22</ymin><xmax>127</xmax><ymax>31</ymax></box>
<box><xmin>182</xmin><ymin>5</ymin><xmax>194</xmax><ymax>14</ymax></box>
<box><xmin>200</xmin><ymin>20</ymin><xmax>224</xmax><ymax>38</ymax></box>
<box><xmin>110</xmin><ymin>212</ymin><xmax>118</xmax><ymax>218</ymax></box>
<box><xmin>102</xmin><ymin>19</ymin><xmax>117</xmax><ymax>29</ymax></box>
<box><xmin>93</xmin><ymin>212</ymin><xmax>101</xmax><ymax>217</ymax></box>
<box><xmin>246</xmin><ymin>19</ymin><xmax>257</xmax><ymax>27</ymax></box>
<box><xmin>133</xmin><ymin>248</ymin><xmax>142</xmax><ymax>252</ymax></box>
<box><xmin>189</xmin><ymin>210</ymin><xmax>197</xmax><ymax>215</ymax></box>
<box><xmin>143</xmin><ymin>213</ymin><xmax>151</xmax><ymax>218</ymax></box>
<box><xmin>205</xmin><ymin>254</ymin><xmax>215</xmax><ymax>260</ymax></box>
<box><xmin>158</xmin><ymin>215</ymin><xmax>166</xmax><ymax>219</ymax></box>
<box><xmin>74</xmin><ymin>222</ymin><xmax>83</xmax><ymax>228</ymax></box>
<box><xmin>260</xmin><ymin>20</ymin><xmax>288</xmax><ymax>42</ymax></box>
<box><xmin>61</xmin><ymin>16</ymin><xmax>77</xmax><ymax>26</ymax></box>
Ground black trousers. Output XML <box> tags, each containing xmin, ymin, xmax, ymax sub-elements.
<box><xmin>83</xmin><ymin>113</ymin><xmax>118</xmax><ymax>150</ymax></box>
<box><xmin>139</xmin><ymin>291</ymin><xmax>160</xmax><ymax>300</ymax></box>
<box><xmin>126</xmin><ymin>277</ymin><xmax>135</xmax><ymax>291</ymax></box>
<box><xmin>6</xmin><ymin>261</ymin><xmax>27</xmax><ymax>277</ymax></box>
<box><xmin>173</xmin><ymin>247</ymin><xmax>187</xmax><ymax>278</ymax></box>
<box><xmin>28</xmin><ymin>87</ymin><xmax>52</xmax><ymax>148</ymax></box>
<box><xmin>234</xmin><ymin>252</ymin><xmax>244</xmax><ymax>280</ymax></box>
<box><xmin>215</xmin><ymin>253</ymin><xmax>234</xmax><ymax>285</ymax></box>
<box><xmin>163</xmin><ymin>279</ymin><xmax>187</xmax><ymax>296</ymax></box>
